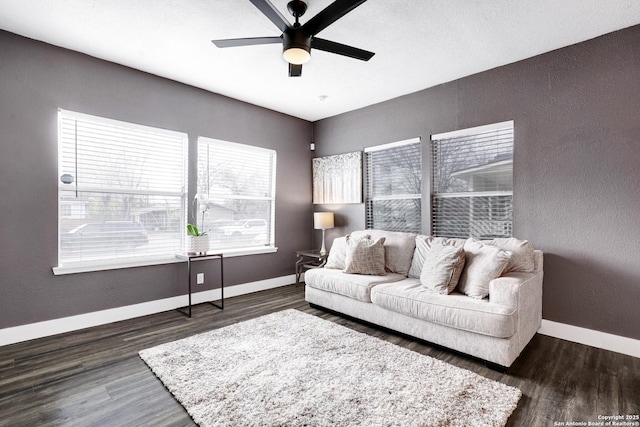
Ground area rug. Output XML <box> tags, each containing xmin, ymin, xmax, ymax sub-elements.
<box><xmin>139</xmin><ymin>309</ymin><xmax>521</xmax><ymax>426</ymax></box>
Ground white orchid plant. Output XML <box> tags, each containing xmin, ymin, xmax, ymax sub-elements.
<box><xmin>187</xmin><ymin>193</ymin><xmax>209</xmax><ymax>236</ymax></box>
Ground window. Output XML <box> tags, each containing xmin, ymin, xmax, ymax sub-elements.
<box><xmin>364</xmin><ymin>138</ymin><xmax>421</xmax><ymax>233</ymax></box>
<box><xmin>197</xmin><ymin>137</ymin><xmax>276</xmax><ymax>251</ymax></box>
<box><xmin>57</xmin><ymin>110</ymin><xmax>188</xmax><ymax>270</ymax></box>
<box><xmin>431</xmin><ymin>121</ymin><xmax>514</xmax><ymax>239</ymax></box>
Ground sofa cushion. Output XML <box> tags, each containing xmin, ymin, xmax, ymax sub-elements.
<box><xmin>419</xmin><ymin>243</ymin><xmax>466</xmax><ymax>294</ymax></box>
<box><xmin>489</xmin><ymin>238</ymin><xmax>535</xmax><ymax>273</ymax></box>
<box><xmin>343</xmin><ymin>234</ymin><xmax>387</xmax><ymax>275</ymax></box>
<box><xmin>370</xmin><ymin>280</ymin><xmax>517</xmax><ymax>338</ymax></box>
<box><xmin>325</xmin><ymin>236</ymin><xmax>347</xmax><ymax>269</ymax></box>
<box><xmin>350</xmin><ymin>230</ymin><xmax>416</xmax><ymax>275</ymax></box>
<box><xmin>457</xmin><ymin>239</ymin><xmax>511</xmax><ymax>299</ymax></box>
<box><xmin>305</xmin><ymin>268</ymin><xmax>407</xmax><ymax>303</ymax></box>
<box><xmin>408</xmin><ymin>235</ymin><xmax>466</xmax><ymax>279</ymax></box>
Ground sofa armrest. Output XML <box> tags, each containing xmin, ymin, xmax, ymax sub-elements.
<box><xmin>490</xmin><ymin>250</ymin><xmax>543</xmax><ymax>309</ymax></box>
<box><xmin>490</xmin><ymin>268</ymin><xmax>544</xmax><ymax>351</ymax></box>
<box><xmin>533</xmin><ymin>249</ymin><xmax>544</xmax><ymax>273</ymax></box>
<box><xmin>489</xmin><ymin>272</ymin><xmax>540</xmax><ymax>309</ymax></box>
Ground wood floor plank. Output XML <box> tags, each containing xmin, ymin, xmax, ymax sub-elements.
<box><xmin>0</xmin><ymin>284</ymin><xmax>638</xmax><ymax>427</ymax></box>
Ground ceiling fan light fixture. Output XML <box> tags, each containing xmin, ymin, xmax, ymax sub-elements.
<box><xmin>282</xmin><ymin>28</ymin><xmax>311</xmax><ymax>65</ymax></box>
<box><xmin>283</xmin><ymin>47</ymin><xmax>310</xmax><ymax>65</ymax></box>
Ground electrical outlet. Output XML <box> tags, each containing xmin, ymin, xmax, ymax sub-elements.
<box><xmin>196</xmin><ymin>273</ymin><xmax>205</xmax><ymax>285</ymax></box>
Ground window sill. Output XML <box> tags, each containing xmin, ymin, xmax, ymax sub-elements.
<box><xmin>52</xmin><ymin>246</ymin><xmax>278</xmax><ymax>275</ymax></box>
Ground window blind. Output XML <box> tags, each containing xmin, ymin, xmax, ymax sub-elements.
<box><xmin>57</xmin><ymin>110</ymin><xmax>188</xmax><ymax>267</ymax></box>
<box><xmin>431</xmin><ymin>121</ymin><xmax>514</xmax><ymax>239</ymax></box>
<box><xmin>365</xmin><ymin>138</ymin><xmax>421</xmax><ymax>233</ymax></box>
<box><xmin>197</xmin><ymin>137</ymin><xmax>276</xmax><ymax>250</ymax></box>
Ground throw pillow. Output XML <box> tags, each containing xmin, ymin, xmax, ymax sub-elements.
<box><xmin>489</xmin><ymin>238</ymin><xmax>535</xmax><ymax>273</ymax></box>
<box><xmin>324</xmin><ymin>236</ymin><xmax>347</xmax><ymax>269</ymax></box>
<box><xmin>408</xmin><ymin>235</ymin><xmax>466</xmax><ymax>279</ymax></box>
<box><xmin>457</xmin><ymin>238</ymin><xmax>511</xmax><ymax>299</ymax></box>
<box><xmin>350</xmin><ymin>230</ymin><xmax>416</xmax><ymax>275</ymax></box>
<box><xmin>343</xmin><ymin>234</ymin><xmax>387</xmax><ymax>276</ymax></box>
<box><xmin>419</xmin><ymin>243</ymin><xmax>466</xmax><ymax>294</ymax></box>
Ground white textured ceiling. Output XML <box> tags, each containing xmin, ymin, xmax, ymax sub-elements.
<box><xmin>1</xmin><ymin>1</ymin><xmax>640</xmax><ymax>121</ymax></box>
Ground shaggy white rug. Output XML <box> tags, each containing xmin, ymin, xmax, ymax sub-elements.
<box><xmin>139</xmin><ymin>309</ymin><xmax>521</xmax><ymax>426</ymax></box>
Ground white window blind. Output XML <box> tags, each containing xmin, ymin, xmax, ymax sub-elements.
<box><xmin>57</xmin><ymin>110</ymin><xmax>188</xmax><ymax>268</ymax></box>
<box><xmin>431</xmin><ymin>121</ymin><xmax>514</xmax><ymax>239</ymax></box>
<box><xmin>365</xmin><ymin>138</ymin><xmax>421</xmax><ymax>233</ymax></box>
<box><xmin>197</xmin><ymin>137</ymin><xmax>276</xmax><ymax>251</ymax></box>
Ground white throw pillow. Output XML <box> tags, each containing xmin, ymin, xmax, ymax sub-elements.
<box><xmin>324</xmin><ymin>236</ymin><xmax>347</xmax><ymax>269</ymax></box>
<box><xmin>419</xmin><ymin>243</ymin><xmax>466</xmax><ymax>294</ymax></box>
<box><xmin>489</xmin><ymin>238</ymin><xmax>535</xmax><ymax>273</ymax></box>
<box><xmin>408</xmin><ymin>235</ymin><xmax>466</xmax><ymax>279</ymax></box>
<box><xmin>343</xmin><ymin>234</ymin><xmax>387</xmax><ymax>276</ymax></box>
<box><xmin>457</xmin><ymin>238</ymin><xmax>511</xmax><ymax>299</ymax></box>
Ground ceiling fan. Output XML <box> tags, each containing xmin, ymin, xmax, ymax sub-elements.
<box><xmin>212</xmin><ymin>0</ymin><xmax>375</xmax><ymax>77</ymax></box>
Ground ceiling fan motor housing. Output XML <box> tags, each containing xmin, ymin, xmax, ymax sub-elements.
<box><xmin>283</xmin><ymin>28</ymin><xmax>311</xmax><ymax>64</ymax></box>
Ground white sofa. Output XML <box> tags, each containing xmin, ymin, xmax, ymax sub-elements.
<box><xmin>304</xmin><ymin>230</ymin><xmax>544</xmax><ymax>369</ymax></box>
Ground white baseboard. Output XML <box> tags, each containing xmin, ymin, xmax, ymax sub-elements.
<box><xmin>0</xmin><ymin>274</ymin><xmax>295</xmax><ymax>347</ymax></box>
<box><xmin>4</xmin><ymin>285</ymin><xmax>639</xmax><ymax>360</ymax></box>
<box><xmin>539</xmin><ymin>319</ymin><xmax>640</xmax><ymax>359</ymax></box>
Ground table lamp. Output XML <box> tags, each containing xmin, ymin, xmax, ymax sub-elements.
<box><xmin>314</xmin><ymin>212</ymin><xmax>335</xmax><ymax>255</ymax></box>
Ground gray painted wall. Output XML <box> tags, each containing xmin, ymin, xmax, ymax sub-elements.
<box><xmin>313</xmin><ymin>25</ymin><xmax>640</xmax><ymax>340</ymax></box>
<box><xmin>0</xmin><ymin>30</ymin><xmax>313</xmax><ymax>329</ymax></box>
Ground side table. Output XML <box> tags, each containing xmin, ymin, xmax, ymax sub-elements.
<box><xmin>295</xmin><ymin>249</ymin><xmax>327</xmax><ymax>285</ymax></box>
<box><xmin>175</xmin><ymin>252</ymin><xmax>224</xmax><ymax>317</ymax></box>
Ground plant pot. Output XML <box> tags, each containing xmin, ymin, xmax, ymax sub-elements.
<box><xmin>187</xmin><ymin>235</ymin><xmax>210</xmax><ymax>254</ymax></box>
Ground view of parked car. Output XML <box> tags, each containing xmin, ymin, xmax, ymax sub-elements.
<box><xmin>210</xmin><ymin>219</ymin><xmax>268</xmax><ymax>242</ymax></box>
<box><xmin>206</xmin><ymin>219</ymin><xmax>237</xmax><ymax>231</ymax></box>
<box><xmin>61</xmin><ymin>221</ymin><xmax>149</xmax><ymax>254</ymax></box>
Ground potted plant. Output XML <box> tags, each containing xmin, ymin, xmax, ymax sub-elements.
<box><xmin>186</xmin><ymin>194</ymin><xmax>210</xmax><ymax>254</ymax></box>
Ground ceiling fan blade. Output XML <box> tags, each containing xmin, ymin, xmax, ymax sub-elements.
<box><xmin>250</xmin><ymin>0</ymin><xmax>291</xmax><ymax>33</ymax></box>
<box><xmin>312</xmin><ymin>38</ymin><xmax>374</xmax><ymax>61</ymax></box>
<box><xmin>302</xmin><ymin>0</ymin><xmax>368</xmax><ymax>36</ymax></box>
<box><xmin>289</xmin><ymin>63</ymin><xmax>302</xmax><ymax>77</ymax></box>
<box><xmin>212</xmin><ymin>36</ymin><xmax>282</xmax><ymax>48</ymax></box>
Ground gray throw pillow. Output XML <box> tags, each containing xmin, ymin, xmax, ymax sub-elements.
<box><xmin>457</xmin><ymin>238</ymin><xmax>511</xmax><ymax>299</ymax></box>
<box><xmin>343</xmin><ymin>234</ymin><xmax>387</xmax><ymax>276</ymax></box>
<box><xmin>420</xmin><ymin>243</ymin><xmax>466</xmax><ymax>294</ymax></box>
<box><xmin>350</xmin><ymin>230</ymin><xmax>416</xmax><ymax>275</ymax></box>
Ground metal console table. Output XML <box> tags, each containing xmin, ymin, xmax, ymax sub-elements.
<box><xmin>295</xmin><ymin>249</ymin><xmax>327</xmax><ymax>285</ymax></box>
<box><xmin>175</xmin><ymin>252</ymin><xmax>224</xmax><ymax>317</ymax></box>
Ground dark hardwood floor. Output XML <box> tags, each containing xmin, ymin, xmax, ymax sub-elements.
<box><xmin>1</xmin><ymin>284</ymin><xmax>638</xmax><ymax>426</ymax></box>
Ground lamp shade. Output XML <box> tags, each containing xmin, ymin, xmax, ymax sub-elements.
<box><xmin>314</xmin><ymin>212</ymin><xmax>334</xmax><ymax>230</ymax></box>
